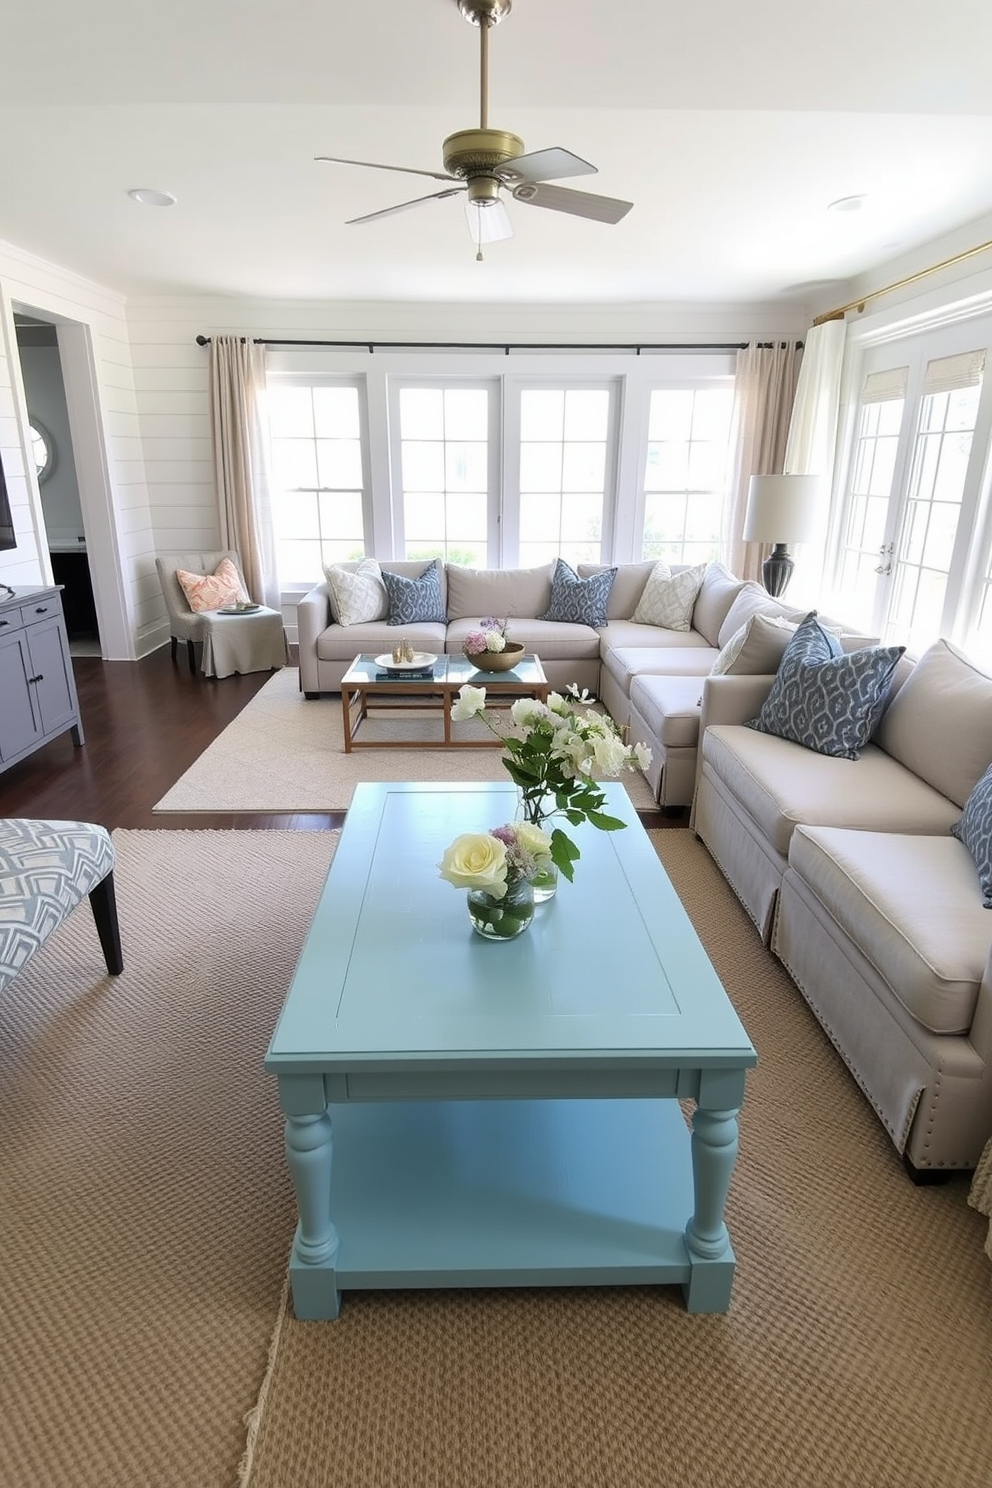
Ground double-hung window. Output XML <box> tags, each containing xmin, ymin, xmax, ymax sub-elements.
<box><xmin>514</xmin><ymin>386</ymin><xmax>614</xmax><ymax>569</ymax></box>
<box><xmin>266</xmin><ymin>381</ymin><xmax>369</xmax><ymax>583</ymax></box>
<box><xmin>640</xmin><ymin>385</ymin><xmax>734</xmax><ymax>564</ymax></box>
<box><xmin>390</xmin><ymin>382</ymin><xmax>497</xmax><ymax>567</ymax></box>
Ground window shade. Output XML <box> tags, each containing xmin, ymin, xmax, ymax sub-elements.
<box><xmin>922</xmin><ymin>350</ymin><xmax>986</xmax><ymax>395</ymax></box>
<box><xmin>861</xmin><ymin>367</ymin><xmax>909</xmax><ymax>403</ymax></box>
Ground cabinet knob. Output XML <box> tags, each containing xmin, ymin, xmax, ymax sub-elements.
<box><xmin>28</xmin><ymin>674</ymin><xmax>44</xmax><ymax>685</ymax></box>
<box><xmin>34</xmin><ymin>606</ymin><xmax>49</xmax><ymax>614</ymax></box>
<box><xmin>0</xmin><ymin>619</ymin><xmax>8</xmax><ymax>627</ymax></box>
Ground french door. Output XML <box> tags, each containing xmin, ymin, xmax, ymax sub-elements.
<box><xmin>832</xmin><ymin>320</ymin><xmax>992</xmax><ymax>653</ymax></box>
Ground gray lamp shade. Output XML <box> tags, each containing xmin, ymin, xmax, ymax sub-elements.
<box><xmin>743</xmin><ymin>475</ymin><xmax>822</xmax><ymax>544</ymax></box>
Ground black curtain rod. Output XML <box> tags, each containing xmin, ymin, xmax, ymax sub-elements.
<box><xmin>195</xmin><ymin>335</ymin><xmax>802</xmax><ymax>354</ymax></box>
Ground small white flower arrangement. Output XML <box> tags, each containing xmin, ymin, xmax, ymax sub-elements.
<box><xmin>450</xmin><ymin>684</ymin><xmax>652</xmax><ymax>883</ymax></box>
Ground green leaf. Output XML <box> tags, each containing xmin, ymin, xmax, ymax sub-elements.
<box><xmin>549</xmin><ymin>828</ymin><xmax>580</xmax><ymax>882</ymax></box>
<box><xmin>585</xmin><ymin>811</ymin><xmax>627</xmax><ymax>832</ymax></box>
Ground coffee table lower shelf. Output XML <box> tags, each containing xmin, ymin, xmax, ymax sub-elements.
<box><xmin>287</xmin><ymin>1096</ymin><xmax>736</xmax><ymax>1321</ymax></box>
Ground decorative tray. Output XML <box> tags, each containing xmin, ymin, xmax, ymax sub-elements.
<box><xmin>373</xmin><ymin>652</ymin><xmax>438</xmax><ymax>675</ymax></box>
<box><xmin>218</xmin><ymin>602</ymin><xmax>261</xmax><ymax>614</ymax></box>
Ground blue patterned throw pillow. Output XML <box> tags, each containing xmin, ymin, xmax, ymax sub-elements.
<box><xmin>382</xmin><ymin>561</ymin><xmax>446</xmax><ymax>626</ymax></box>
<box><xmin>540</xmin><ymin>558</ymin><xmax>616</xmax><ymax>627</ymax></box>
<box><xmin>746</xmin><ymin>612</ymin><xmax>905</xmax><ymax>760</ymax></box>
<box><xmin>951</xmin><ymin>762</ymin><xmax>992</xmax><ymax>908</ymax></box>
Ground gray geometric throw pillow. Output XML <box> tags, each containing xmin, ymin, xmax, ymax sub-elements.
<box><xmin>951</xmin><ymin>762</ymin><xmax>992</xmax><ymax>908</ymax></box>
<box><xmin>747</xmin><ymin>612</ymin><xmax>904</xmax><ymax>760</ymax></box>
<box><xmin>540</xmin><ymin>558</ymin><xmax>616</xmax><ymax>627</ymax></box>
<box><xmin>382</xmin><ymin>560</ymin><xmax>447</xmax><ymax>626</ymax></box>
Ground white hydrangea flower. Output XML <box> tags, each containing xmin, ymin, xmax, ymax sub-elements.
<box><xmin>485</xmin><ymin>632</ymin><xmax>507</xmax><ymax>652</ymax></box>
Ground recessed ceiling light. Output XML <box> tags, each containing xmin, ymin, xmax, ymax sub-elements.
<box><xmin>127</xmin><ymin>188</ymin><xmax>176</xmax><ymax>207</ymax></box>
<box><xmin>827</xmin><ymin>195</ymin><xmax>867</xmax><ymax>214</ymax></box>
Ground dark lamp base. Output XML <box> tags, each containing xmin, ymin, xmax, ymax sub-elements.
<box><xmin>761</xmin><ymin>544</ymin><xmax>795</xmax><ymax>598</ymax></box>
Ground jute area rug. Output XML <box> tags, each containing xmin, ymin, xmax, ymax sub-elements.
<box><xmin>0</xmin><ymin>828</ymin><xmax>338</xmax><ymax>1488</ymax></box>
<box><xmin>242</xmin><ymin>831</ymin><xmax>992</xmax><ymax>1488</ymax></box>
<box><xmin>153</xmin><ymin>667</ymin><xmax>657</xmax><ymax>814</ymax></box>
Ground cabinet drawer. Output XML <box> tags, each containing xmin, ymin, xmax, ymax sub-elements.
<box><xmin>21</xmin><ymin>598</ymin><xmax>61</xmax><ymax>627</ymax></box>
<box><xmin>0</xmin><ymin>607</ymin><xmax>25</xmax><ymax>636</ymax></box>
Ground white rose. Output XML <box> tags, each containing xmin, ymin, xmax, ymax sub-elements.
<box><xmin>451</xmin><ymin>684</ymin><xmax>487</xmax><ymax>721</ymax></box>
<box><xmin>438</xmin><ymin>834</ymin><xmax>508</xmax><ymax>897</ymax></box>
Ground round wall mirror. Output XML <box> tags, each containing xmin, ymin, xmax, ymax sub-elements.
<box><xmin>30</xmin><ymin>419</ymin><xmax>56</xmax><ymax>484</ymax></box>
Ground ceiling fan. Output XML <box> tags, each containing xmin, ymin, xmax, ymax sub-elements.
<box><xmin>316</xmin><ymin>0</ymin><xmax>633</xmax><ymax>259</ymax></box>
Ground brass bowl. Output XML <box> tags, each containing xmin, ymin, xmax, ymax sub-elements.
<box><xmin>463</xmin><ymin>640</ymin><xmax>525</xmax><ymax>672</ymax></box>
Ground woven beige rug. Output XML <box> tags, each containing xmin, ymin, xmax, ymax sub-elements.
<box><xmin>153</xmin><ymin>667</ymin><xmax>657</xmax><ymax>814</ymax></box>
<box><xmin>241</xmin><ymin>830</ymin><xmax>992</xmax><ymax>1488</ymax></box>
<box><xmin>0</xmin><ymin>828</ymin><xmax>338</xmax><ymax>1488</ymax></box>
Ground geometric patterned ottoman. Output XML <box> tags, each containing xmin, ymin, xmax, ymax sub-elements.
<box><xmin>0</xmin><ymin>818</ymin><xmax>123</xmax><ymax>994</ymax></box>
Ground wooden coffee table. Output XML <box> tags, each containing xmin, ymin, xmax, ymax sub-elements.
<box><xmin>266</xmin><ymin>782</ymin><xmax>756</xmax><ymax>1320</ymax></box>
<box><xmin>339</xmin><ymin>652</ymin><xmax>549</xmax><ymax>752</ymax></box>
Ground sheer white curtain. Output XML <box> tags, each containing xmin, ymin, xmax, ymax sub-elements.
<box><xmin>783</xmin><ymin>319</ymin><xmax>847</xmax><ymax>603</ymax></box>
<box><xmin>208</xmin><ymin>336</ymin><xmax>279</xmax><ymax>610</ymax></box>
<box><xmin>725</xmin><ymin>343</ymin><xmax>802</xmax><ymax>581</ymax></box>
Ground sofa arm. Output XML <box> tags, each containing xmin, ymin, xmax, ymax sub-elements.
<box><xmin>699</xmin><ymin>673</ymin><xmax>776</xmax><ymax>730</ymax></box>
<box><xmin>297</xmin><ymin>582</ymin><xmax>331</xmax><ymax>695</ymax></box>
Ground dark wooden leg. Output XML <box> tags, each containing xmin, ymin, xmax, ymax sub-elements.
<box><xmin>304</xmin><ymin>692</ymin><xmax>320</xmax><ymax>700</ymax></box>
<box><xmin>88</xmin><ymin>872</ymin><xmax>123</xmax><ymax>975</ymax></box>
<box><xmin>902</xmin><ymin>1152</ymin><xmax>952</xmax><ymax>1185</ymax></box>
<box><xmin>170</xmin><ymin>636</ymin><xmax>178</xmax><ymax>664</ymax></box>
<box><xmin>187</xmin><ymin>639</ymin><xmax>197</xmax><ymax>674</ymax></box>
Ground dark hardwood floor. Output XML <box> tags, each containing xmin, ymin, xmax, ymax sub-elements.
<box><xmin>0</xmin><ymin>648</ymin><xmax>346</xmax><ymax>832</ymax></box>
<box><xmin>0</xmin><ymin>648</ymin><xmax>674</xmax><ymax>833</ymax></box>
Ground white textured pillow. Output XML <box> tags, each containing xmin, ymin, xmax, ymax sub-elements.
<box><xmin>631</xmin><ymin>562</ymin><xmax>707</xmax><ymax>630</ymax></box>
<box><xmin>323</xmin><ymin>557</ymin><xmax>387</xmax><ymax>627</ymax></box>
<box><xmin>710</xmin><ymin>614</ymin><xmax>799</xmax><ymax>676</ymax></box>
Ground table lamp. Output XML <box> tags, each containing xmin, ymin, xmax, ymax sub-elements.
<box><xmin>743</xmin><ymin>474</ymin><xmax>822</xmax><ymax>597</ymax></box>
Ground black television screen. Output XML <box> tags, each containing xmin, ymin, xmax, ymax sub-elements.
<box><xmin>0</xmin><ymin>451</ymin><xmax>15</xmax><ymax>552</ymax></box>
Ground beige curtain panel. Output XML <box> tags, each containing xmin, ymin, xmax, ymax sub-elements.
<box><xmin>726</xmin><ymin>343</ymin><xmax>802</xmax><ymax>582</ymax></box>
<box><xmin>208</xmin><ymin>336</ymin><xmax>279</xmax><ymax>610</ymax></box>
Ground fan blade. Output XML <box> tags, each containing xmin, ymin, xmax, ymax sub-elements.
<box><xmin>511</xmin><ymin>182</ymin><xmax>633</xmax><ymax>224</ymax></box>
<box><xmin>464</xmin><ymin>196</ymin><xmax>514</xmax><ymax>244</ymax></box>
<box><xmin>495</xmin><ymin>147</ymin><xmax>596</xmax><ymax>185</ymax></box>
<box><xmin>347</xmin><ymin>188</ymin><xmax>465</xmax><ymax>226</ymax></box>
<box><xmin>316</xmin><ymin>155</ymin><xmax>456</xmax><ymax>184</ymax></box>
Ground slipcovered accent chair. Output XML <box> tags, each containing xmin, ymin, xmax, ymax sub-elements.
<box><xmin>155</xmin><ymin>549</ymin><xmax>286</xmax><ymax>679</ymax></box>
<box><xmin>0</xmin><ymin>819</ymin><xmax>123</xmax><ymax>994</ymax></box>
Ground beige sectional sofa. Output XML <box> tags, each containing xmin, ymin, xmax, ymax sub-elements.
<box><xmin>693</xmin><ymin>638</ymin><xmax>992</xmax><ymax>1177</ymax></box>
<box><xmin>296</xmin><ymin>556</ymin><xmax>846</xmax><ymax>807</ymax></box>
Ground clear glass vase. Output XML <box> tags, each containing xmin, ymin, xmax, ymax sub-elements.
<box><xmin>515</xmin><ymin>789</ymin><xmax>559</xmax><ymax>901</ymax></box>
<box><xmin>467</xmin><ymin>875</ymin><xmax>535</xmax><ymax>940</ymax></box>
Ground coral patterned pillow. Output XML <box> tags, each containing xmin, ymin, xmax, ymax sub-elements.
<box><xmin>176</xmin><ymin>557</ymin><xmax>247</xmax><ymax>613</ymax></box>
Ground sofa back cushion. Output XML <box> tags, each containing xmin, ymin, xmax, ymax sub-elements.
<box><xmin>874</xmin><ymin>639</ymin><xmax>992</xmax><ymax>806</ymax></box>
<box><xmin>445</xmin><ymin>563</ymin><xmax>554</xmax><ymax>621</ymax></box>
<box><xmin>578</xmin><ymin>561</ymin><xmax>657</xmax><ymax>620</ymax></box>
<box><xmin>716</xmin><ymin>583</ymin><xmax>806</xmax><ymax>648</ymax></box>
<box><xmin>692</xmin><ymin>563</ymin><xmax>747</xmax><ymax>646</ymax></box>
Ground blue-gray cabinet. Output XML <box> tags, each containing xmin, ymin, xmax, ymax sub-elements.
<box><xmin>0</xmin><ymin>586</ymin><xmax>84</xmax><ymax>773</ymax></box>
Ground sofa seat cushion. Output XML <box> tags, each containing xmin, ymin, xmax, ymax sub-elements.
<box><xmin>315</xmin><ymin>620</ymin><xmax>446</xmax><ymax>661</ymax></box>
<box><xmin>446</xmin><ymin>616</ymin><xmax>600</xmax><ymax>662</ymax></box>
<box><xmin>603</xmin><ymin>645</ymin><xmax>718</xmax><ymax>698</ymax></box>
<box><xmin>598</xmin><ymin>620</ymin><xmax>715</xmax><ymax>652</ymax></box>
<box><xmin>702</xmin><ymin>725</ymin><xmax>960</xmax><ymax>857</ymax></box>
<box><xmin>787</xmin><ymin>825</ymin><xmax>992</xmax><ymax>1034</ymax></box>
<box><xmin>629</xmin><ymin>674</ymin><xmax>704</xmax><ymax>749</ymax></box>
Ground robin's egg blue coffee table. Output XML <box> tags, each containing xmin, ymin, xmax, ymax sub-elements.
<box><xmin>265</xmin><ymin>782</ymin><xmax>756</xmax><ymax>1320</ymax></box>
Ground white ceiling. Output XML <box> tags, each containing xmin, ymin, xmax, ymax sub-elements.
<box><xmin>3</xmin><ymin>0</ymin><xmax>992</xmax><ymax>308</ymax></box>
